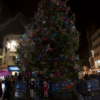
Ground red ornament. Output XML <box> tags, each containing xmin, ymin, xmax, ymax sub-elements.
<box><xmin>63</xmin><ymin>17</ymin><xmax>65</xmax><ymax>20</ymax></box>
<box><xmin>76</xmin><ymin>36</ymin><xmax>78</xmax><ymax>39</ymax></box>
<box><xmin>39</xmin><ymin>46</ymin><xmax>42</xmax><ymax>49</ymax></box>
<box><xmin>38</xmin><ymin>51</ymin><xmax>41</xmax><ymax>55</ymax></box>
<box><xmin>66</xmin><ymin>84</ymin><xmax>71</xmax><ymax>89</ymax></box>
<box><xmin>32</xmin><ymin>33</ymin><xmax>35</xmax><ymax>36</ymax></box>
<box><xmin>50</xmin><ymin>25</ymin><xmax>52</xmax><ymax>27</ymax></box>
<box><xmin>66</xmin><ymin>9</ymin><xmax>68</xmax><ymax>11</ymax></box>
<box><xmin>43</xmin><ymin>38</ymin><xmax>48</xmax><ymax>41</ymax></box>
<box><xmin>44</xmin><ymin>5</ymin><xmax>47</xmax><ymax>8</ymax></box>
<box><xmin>37</xmin><ymin>20</ymin><xmax>39</xmax><ymax>23</ymax></box>
<box><xmin>37</xmin><ymin>28</ymin><xmax>41</xmax><ymax>31</ymax></box>
<box><xmin>38</xmin><ymin>3</ymin><xmax>40</xmax><ymax>6</ymax></box>
<box><xmin>67</xmin><ymin>57</ymin><xmax>72</xmax><ymax>61</ymax></box>
<box><xmin>58</xmin><ymin>8</ymin><xmax>60</xmax><ymax>11</ymax></box>
<box><xmin>67</xmin><ymin>27</ymin><xmax>70</xmax><ymax>30</ymax></box>
<box><xmin>28</xmin><ymin>72</ymin><xmax>31</xmax><ymax>76</ymax></box>
<box><xmin>52</xmin><ymin>58</ymin><xmax>56</xmax><ymax>61</ymax></box>
<box><xmin>57</xmin><ymin>72</ymin><xmax>62</xmax><ymax>76</ymax></box>
<box><xmin>57</xmin><ymin>30</ymin><xmax>60</xmax><ymax>34</ymax></box>
<box><xmin>53</xmin><ymin>47</ymin><xmax>57</xmax><ymax>50</ymax></box>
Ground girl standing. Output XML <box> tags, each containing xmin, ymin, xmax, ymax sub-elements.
<box><xmin>42</xmin><ymin>81</ymin><xmax>48</xmax><ymax>98</ymax></box>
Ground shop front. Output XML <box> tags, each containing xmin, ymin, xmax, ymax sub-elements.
<box><xmin>8</xmin><ymin>66</ymin><xmax>20</xmax><ymax>76</ymax></box>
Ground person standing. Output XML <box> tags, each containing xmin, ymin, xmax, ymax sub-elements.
<box><xmin>42</xmin><ymin>81</ymin><xmax>48</xmax><ymax>98</ymax></box>
<box><xmin>29</xmin><ymin>78</ymin><xmax>35</xmax><ymax>99</ymax></box>
<box><xmin>73</xmin><ymin>71</ymin><xmax>88</xmax><ymax>100</ymax></box>
<box><xmin>8</xmin><ymin>76</ymin><xmax>16</xmax><ymax>100</ymax></box>
<box><xmin>3</xmin><ymin>77</ymin><xmax>11</xmax><ymax>100</ymax></box>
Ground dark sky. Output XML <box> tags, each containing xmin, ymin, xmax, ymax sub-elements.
<box><xmin>1</xmin><ymin>0</ymin><xmax>100</xmax><ymax>63</ymax></box>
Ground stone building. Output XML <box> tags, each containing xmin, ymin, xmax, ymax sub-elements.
<box><xmin>2</xmin><ymin>34</ymin><xmax>22</xmax><ymax>67</ymax></box>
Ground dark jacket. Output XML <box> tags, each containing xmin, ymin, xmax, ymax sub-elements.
<box><xmin>9</xmin><ymin>81</ymin><xmax>16</xmax><ymax>100</ymax></box>
<box><xmin>73</xmin><ymin>78</ymin><xmax>88</xmax><ymax>97</ymax></box>
<box><xmin>0</xmin><ymin>83</ymin><xmax>2</xmax><ymax>97</ymax></box>
<box><xmin>30</xmin><ymin>81</ymin><xmax>35</xmax><ymax>89</ymax></box>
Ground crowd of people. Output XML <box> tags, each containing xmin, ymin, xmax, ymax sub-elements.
<box><xmin>0</xmin><ymin>73</ymin><xmax>49</xmax><ymax>100</ymax></box>
<box><xmin>0</xmin><ymin>71</ymin><xmax>99</xmax><ymax>100</ymax></box>
<box><xmin>84</xmin><ymin>73</ymin><xmax>100</xmax><ymax>82</ymax></box>
<box><xmin>0</xmin><ymin>75</ymin><xmax>17</xmax><ymax>100</ymax></box>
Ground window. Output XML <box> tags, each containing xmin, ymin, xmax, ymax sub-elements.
<box><xmin>91</xmin><ymin>58</ymin><xmax>94</xmax><ymax>66</ymax></box>
<box><xmin>5</xmin><ymin>47</ymin><xmax>7</xmax><ymax>53</ymax></box>
<box><xmin>94</xmin><ymin>52</ymin><xmax>99</xmax><ymax>57</ymax></box>
<box><xmin>93</xmin><ymin>36</ymin><xmax>97</xmax><ymax>42</ymax></box>
<box><xmin>3</xmin><ymin>57</ymin><xmax>6</xmax><ymax>64</ymax></box>
<box><xmin>96</xmin><ymin>44</ymin><xmax>98</xmax><ymax>48</ymax></box>
<box><xmin>93</xmin><ymin>45</ymin><xmax>95</xmax><ymax>49</ymax></box>
<box><xmin>6</xmin><ymin>38</ymin><xmax>9</xmax><ymax>41</ymax></box>
<box><xmin>97</xmin><ymin>52</ymin><xmax>99</xmax><ymax>56</ymax></box>
<box><xmin>93</xmin><ymin>44</ymin><xmax>99</xmax><ymax>50</ymax></box>
<box><xmin>98</xmin><ymin>32</ymin><xmax>100</xmax><ymax>37</ymax></box>
<box><xmin>94</xmin><ymin>53</ymin><xmax>96</xmax><ymax>57</ymax></box>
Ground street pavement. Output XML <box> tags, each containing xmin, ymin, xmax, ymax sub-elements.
<box><xmin>15</xmin><ymin>92</ymin><xmax>100</xmax><ymax>100</ymax></box>
<box><xmin>2</xmin><ymin>80</ymin><xmax>100</xmax><ymax>100</ymax></box>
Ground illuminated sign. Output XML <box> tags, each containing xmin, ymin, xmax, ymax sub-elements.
<box><xmin>8</xmin><ymin>66</ymin><xmax>19</xmax><ymax>71</ymax></box>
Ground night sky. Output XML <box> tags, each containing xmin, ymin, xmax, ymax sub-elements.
<box><xmin>1</xmin><ymin>0</ymin><xmax>100</xmax><ymax>66</ymax></box>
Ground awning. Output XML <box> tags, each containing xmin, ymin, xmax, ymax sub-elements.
<box><xmin>0</xmin><ymin>70</ymin><xmax>11</xmax><ymax>77</ymax></box>
<box><xmin>8</xmin><ymin>66</ymin><xmax>19</xmax><ymax>71</ymax></box>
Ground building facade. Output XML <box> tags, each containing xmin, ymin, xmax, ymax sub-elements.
<box><xmin>90</xmin><ymin>28</ymin><xmax>100</xmax><ymax>73</ymax></box>
<box><xmin>0</xmin><ymin>49</ymin><xmax>3</xmax><ymax>66</ymax></box>
<box><xmin>2</xmin><ymin>34</ymin><xmax>22</xmax><ymax>67</ymax></box>
<box><xmin>86</xmin><ymin>21</ymin><xmax>100</xmax><ymax>74</ymax></box>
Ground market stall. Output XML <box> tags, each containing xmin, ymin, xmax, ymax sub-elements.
<box><xmin>8</xmin><ymin>66</ymin><xmax>20</xmax><ymax>76</ymax></box>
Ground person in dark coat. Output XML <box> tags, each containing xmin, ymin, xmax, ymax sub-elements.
<box><xmin>3</xmin><ymin>76</ymin><xmax>16</xmax><ymax>100</ymax></box>
<box><xmin>8</xmin><ymin>77</ymin><xmax>16</xmax><ymax>100</ymax></box>
<box><xmin>3</xmin><ymin>77</ymin><xmax>11</xmax><ymax>100</ymax></box>
<box><xmin>18</xmin><ymin>73</ymin><xmax>22</xmax><ymax>81</ymax></box>
<box><xmin>73</xmin><ymin>71</ymin><xmax>88</xmax><ymax>100</ymax></box>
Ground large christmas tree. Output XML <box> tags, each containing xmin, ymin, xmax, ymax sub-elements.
<box><xmin>16</xmin><ymin>0</ymin><xmax>81</xmax><ymax>80</ymax></box>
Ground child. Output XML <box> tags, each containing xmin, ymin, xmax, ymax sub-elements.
<box><xmin>42</xmin><ymin>81</ymin><xmax>48</xmax><ymax>97</ymax></box>
<box><xmin>30</xmin><ymin>78</ymin><xmax>35</xmax><ymax>99</ymax></box>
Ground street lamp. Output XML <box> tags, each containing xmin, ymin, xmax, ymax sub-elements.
<box><xmin>12</xmin><ymin>41</ymin><xmax>16</xmax><ymax>46</ymax></box>
<box><xmin>7</xmin><ymin>42</ymin><xmax>10</xmax><ymax>49</ymax></box>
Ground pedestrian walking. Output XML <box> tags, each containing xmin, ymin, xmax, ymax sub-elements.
<box><xmin>29</xmin><ymin>78</ymin><xmax>35</xmax><ymax>99</ymax></box>
<box><xmin>42</xmin><ymin>81</ymin><xmax>48</xmax><ymax>98</ymax></box>
<box><xmin>73</xmin><ymin>71</ymin><xmax>88</xmax><ymax>100</ymax></box>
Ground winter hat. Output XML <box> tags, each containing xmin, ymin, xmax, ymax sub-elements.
<box><xmin>31</xmin><ymin>78</ymin><xmax>34</xmax><ymax>81</ymax></box>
